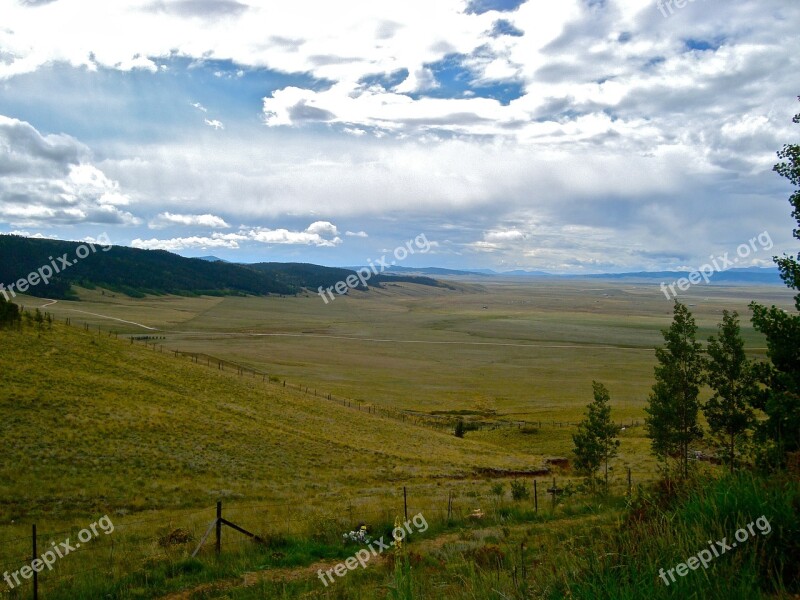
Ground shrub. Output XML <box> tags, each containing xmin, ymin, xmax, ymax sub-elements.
<box><xmin>510</xmin><ymin>479</ymin><xmax>529</xmax><ymax>501</ymax></box>
<box><xmin>468</xmin><ymin>544</ymin><xmax>505</xmax><ymax>568</ymax></box>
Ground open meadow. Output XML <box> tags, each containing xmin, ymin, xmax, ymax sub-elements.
<box><xmin>1</xmin><ymin>279</ymin><xmax>796</xmax><ymax>598</ymax></box>
<box><xmin>26</xmin><ymin>278</ymin><xmax>795</xmax><ymax>421</ymax></box>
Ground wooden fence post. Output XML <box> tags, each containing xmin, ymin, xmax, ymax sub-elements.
<box><xmin>32</xmin><ymin>524</ymin><xmax>38</xmax><ymax>600</ymax></box>
<box><xmin>534</xmin><ymin>479</ymin><xmax>538</xmax><ymax>513</ymax></box>
<box><xmin>215</xmin><ymin>501</ymin><xmax>222</xmax><ymax>557</ymax></box>
<box><xmin>627</xmin><ymin>467</ymin><xmax>632</xmax><ymax>496</ymax></box>
<box><xmin>403</xmin><ymin>487</ymin><xmax>408</xmax><ymax>522</ymax></box>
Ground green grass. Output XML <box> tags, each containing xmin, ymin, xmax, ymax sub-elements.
<box><xmin>20</xmin><ymin>281</ymin><xmax>794</xmax><ymax>426</ymax></box>
<box><xmin>2</xmin><ymin>280</ymin><xmax>795</xmax><ymax>598</ymax></box>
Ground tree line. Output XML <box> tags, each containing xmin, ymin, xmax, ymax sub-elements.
<box><xmin>574</xmin><ymin>98</ymin><xmax>800</xmax><ymax>486</ymax></box>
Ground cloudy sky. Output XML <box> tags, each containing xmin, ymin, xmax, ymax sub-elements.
<box><xmin>0</xmin><ymin>0</ymin><xmax>798</xmax><ymax>272</ymax></box>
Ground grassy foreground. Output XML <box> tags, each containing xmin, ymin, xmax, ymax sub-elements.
<box><xmin>1</xmin><ymin>285</ymin><xmax>796</xmax><ymax>598</ymax></box>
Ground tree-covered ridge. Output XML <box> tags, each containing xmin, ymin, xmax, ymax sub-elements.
<box><xmin>0</xmin><ymin>235</ymin><xmax>302</xmax><ymax>298</ymax></box>
<box><xmin>0</xmin><ymin>236</ymin><xmax>451</xmax><ymax>300</ymax></box>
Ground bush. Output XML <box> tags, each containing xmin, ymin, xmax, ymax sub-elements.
<box><xmin>510</xmin><ymin>479</ymin><xmax>529</xmax><ymax>501</ymax></box>
<box><xmin>467</xmin><ymin>544</ymin><xmax>505</xmax><ymax>568</ymax></box>
<box><xmin>0</xmin><ymin>296</ymin><xmax>21</xmax><ymax>328</ymax></box>
<box><xmin>454</xmin><ymin>419</ymin><xmax>465</xmax><ymax>438</ymax></box>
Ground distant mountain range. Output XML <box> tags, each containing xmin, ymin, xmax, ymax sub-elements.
<box><xmin>379</xmin><ymin>265</ymin><xmax>784</xmax><ymax>285</ymax></box>
<box><xmin>0</xmin><ymin>235</ymin><xmax>784</xmax><ymax>301</ymax></box>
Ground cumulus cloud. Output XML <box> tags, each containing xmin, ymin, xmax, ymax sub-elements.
<box><xmin>305</xmin><ymin>220</ymin><xmax>339</xmax><ymax>237</ymax></box>
<box><xmin>148</xmin><ymin>212</ymin><xmax>231</xmax><ymax>229</ymax></box>
<box><xmin>2</xmin><ymin>1</ymin><xmax>799</xmax><ymax>270</ymax></box>
<box><xmin>133</xmin><ymin>221</ymin><xmax>343</xmax><ymax>251</ymax></box>
<box><xmin>6</xmin><ymin>230</ymin><xmax>58</xmax><ymax>238</ymax></box>
<box><xmin>346</xmin><ymin>230</ymin><xmax>368</xmax><ymax>237</ymax></box>
<box><xmin>0</xmin><ymin>116</ymin><xmax>141</xmax><ymax>227</ymax></box>
<box><xmin>131</xmin><ymin>235</ymin><xmax>240</xmax><ymax>250</ymax></box>
<box><xmin>245</xmin><ymin>222</ymin><xmax>342</xmax><ymax>247</ymax></box>
<box><xmin>143</xmin><ymin>0</ymin><xmax>249</xmax><ymax>19</ymax></box>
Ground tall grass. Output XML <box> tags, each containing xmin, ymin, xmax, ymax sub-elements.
<box><xmin>542</xmin><ymin>472</ymin><xmax>799</xmax><ymax>599</ymax></box>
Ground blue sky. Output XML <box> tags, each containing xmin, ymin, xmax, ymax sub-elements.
<box><xmin>0</xmin><ymin>0</ymin><xmax>798</xmax><ymax>272</ymax></box>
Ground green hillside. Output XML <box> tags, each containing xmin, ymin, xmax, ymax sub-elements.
<box><xmin>0</xmin><ymin>320</ymin><xmax>537</xmax><ymax>523</ymax></box>
<box><xmin>0</xmin><ymin>235</ymin><xmax>451</xmax><ymax>301</ymax></box>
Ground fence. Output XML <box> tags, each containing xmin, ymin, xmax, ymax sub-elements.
<box><xmin>0</xmin><ymin>472</ymin><xmax>637</xmax><ymax>600</ymax></box>
<box><xmin>2</xmin><ymin>313</ymin><xmax>651</xmax><ymax>598</ymax></box>
<box><xmin>50</xmin><ymin>316</ymin><xmax>644</xmax><ymax>435</ymax></box>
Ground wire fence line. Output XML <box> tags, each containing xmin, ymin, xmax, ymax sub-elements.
<box><xmin>3</xmin><ymin>314</ymin><xmax>647</xmax><ymax>597</ymax></box>
<box><xmin>60</xmin><ymin>317</ymin><xmax>645</xmax><ymax>434</ymax></box>
<box><xmin>17</xmin><ymin>312</ymin><xmax>646</xmax><ymax>434</ymax></box>
<box><xmin>1</xmin><ymin>473</ymin><xmax>630</xmax><ymax>599</ymax></box>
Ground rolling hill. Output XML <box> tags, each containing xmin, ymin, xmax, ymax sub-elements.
<box><xmin>0</xmin><ymin>235</ymin><xmax>450</xmax><ymax>300</ymax></box>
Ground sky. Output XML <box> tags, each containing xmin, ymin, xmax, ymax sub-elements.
<box><xmin>0</xmin><ymin>0</ymin><xmax>798</xmax><ymax>273</ymax></box>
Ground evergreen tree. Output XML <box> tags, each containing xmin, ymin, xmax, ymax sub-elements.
<box><xmin>704</xmin><ymin>310</ymin><xmax>757</xmax><ymax>473</ymax></box>
<box><xmin>0</xmin><ymin>296</ymin><xmax>21</xmax><ymax>328</ymax></box>
<box><xmin>645</xmin><ymin>301</ymin><xmax>704</xmax><ymax>478</ymax></box>
<box><xmin>749</xmin><ymin>96</ymin><xmax>800</xmax><ymax>469</ymax></box>
<box><xmin>572</xmin><ymin>381</ymin><xmax>620</xmax><ymax>492</ymax></box>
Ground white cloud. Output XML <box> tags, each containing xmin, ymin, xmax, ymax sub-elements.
<box><xmin>204</xmin><ymin>119</ymin><xmax>224</xmax><ymax>130</ymax></box>
<box><xmin>5</xmin><ymin>230</ymin><xmax>58</xmax><ymax>239</ymax></box>
<box><xmin>484</xmin><ymin>229</ymin><xmax>526</xmax><ymax>243</ymax></box>
<box><xmin>246</xmin><ymin>222</ymin><xmax>342</xmax><ymax>247</ymax></box>
<box><xmin>133</xmin><ymin>221</ymin><xmax>344</xmax><ymax>250</ymax></box>
<box><xmin>149</xmin><ymin>212</ymin><xmax>231</xmax><ymax>229</ymax></box>
<box><xmin>0</xmin><ymin>116</ymin><xmax>140</xmax><ymax>227</ymax></box>
<box><xmin>346</xmin><ymin>230</ymin><xmax>368</xmax><ymax>237</ymax></box>
<box><xmin>305</xmin><ymin>220</ymin><xmax>339</xmax><ymax>237</ymax></box>
<box><xmin>115</xmin><ymin>54</ymin><xmax>158</xmax><ymax>72</ymax></box>
<box><xmin>131</xmin><ymin>235</ymin><xmax>240</xmax><ymax>250</ymax></box>
<box><xmin>2</xmin><ymin>1</ymin><xmax>798</xmax><ymax>270</ymax></box>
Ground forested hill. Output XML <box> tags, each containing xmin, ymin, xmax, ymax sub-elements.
<box><xmin>0</xmin><ymin>235</ymin><xmax>449</xmax><ymax>300</ymax></box>
<box><xmin>248</xmin><ymin>262</ymin><xmax>455</xmax><ymax>292</ymax></box>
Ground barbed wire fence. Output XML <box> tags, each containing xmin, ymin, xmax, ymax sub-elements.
<box><xmin>2</xmin><ymin>311</ymin><xmax>650</xmax><ymax>598</ymax></box>
<box><xmin>0</xmin><ymin>469</ymin><xmax>642</xmax><ymax>600</ymax></box>
<box><xmin>43</xmin><ymin>314</ymin><xmax>644</xmax><ymax>434</ymax></box>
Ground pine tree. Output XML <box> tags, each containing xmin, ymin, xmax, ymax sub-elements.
<box><xmin>704</xmin><ymin>310</ymin><xmax>757</xmax><ymax>473</ymax></box>
<box><xmin>0</xmin><ymin>296</ymin><xmax>21</xmax><ymax>328</ymax></box>
<box><xmin>749</xmin><ymin>96</ymin><xmax>800</xmax><ymax>469</ymax></box>
<box><xmin>645</xmin><ymin>301</ymin><xmax>704</xmax><ymax>478</ymax></box>
<box><xmin>572</xmin><ymin>381</ymin><xmax>620</xmax><ymax>492</ymax></box>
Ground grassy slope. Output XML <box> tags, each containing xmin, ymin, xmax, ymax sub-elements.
<box><xmin>0</xmin><ymin>323</ymin><xmax>540</xmax><ymax>524</ymax></box>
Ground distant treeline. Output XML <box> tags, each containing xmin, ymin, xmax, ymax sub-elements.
<box><xmin>0</xmin><ymin>235</ymin><xmax>450</xmax><ymax>300</ymax></box>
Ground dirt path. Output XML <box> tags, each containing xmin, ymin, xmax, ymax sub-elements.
<box><xmin>156</xmin><ymin>515</ymin><xmax>607</xmax><ymax>600</ymax></box>
<box><xmin>158</xmin><ymin>560</ymin><xmax>336</xmax><ymax>600</ymax></box>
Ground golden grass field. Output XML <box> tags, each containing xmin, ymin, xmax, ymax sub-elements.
<box><xmin>0</xmin><ymin>279</ymin><xmax>794</xmax><ymax>598</ymax></box>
